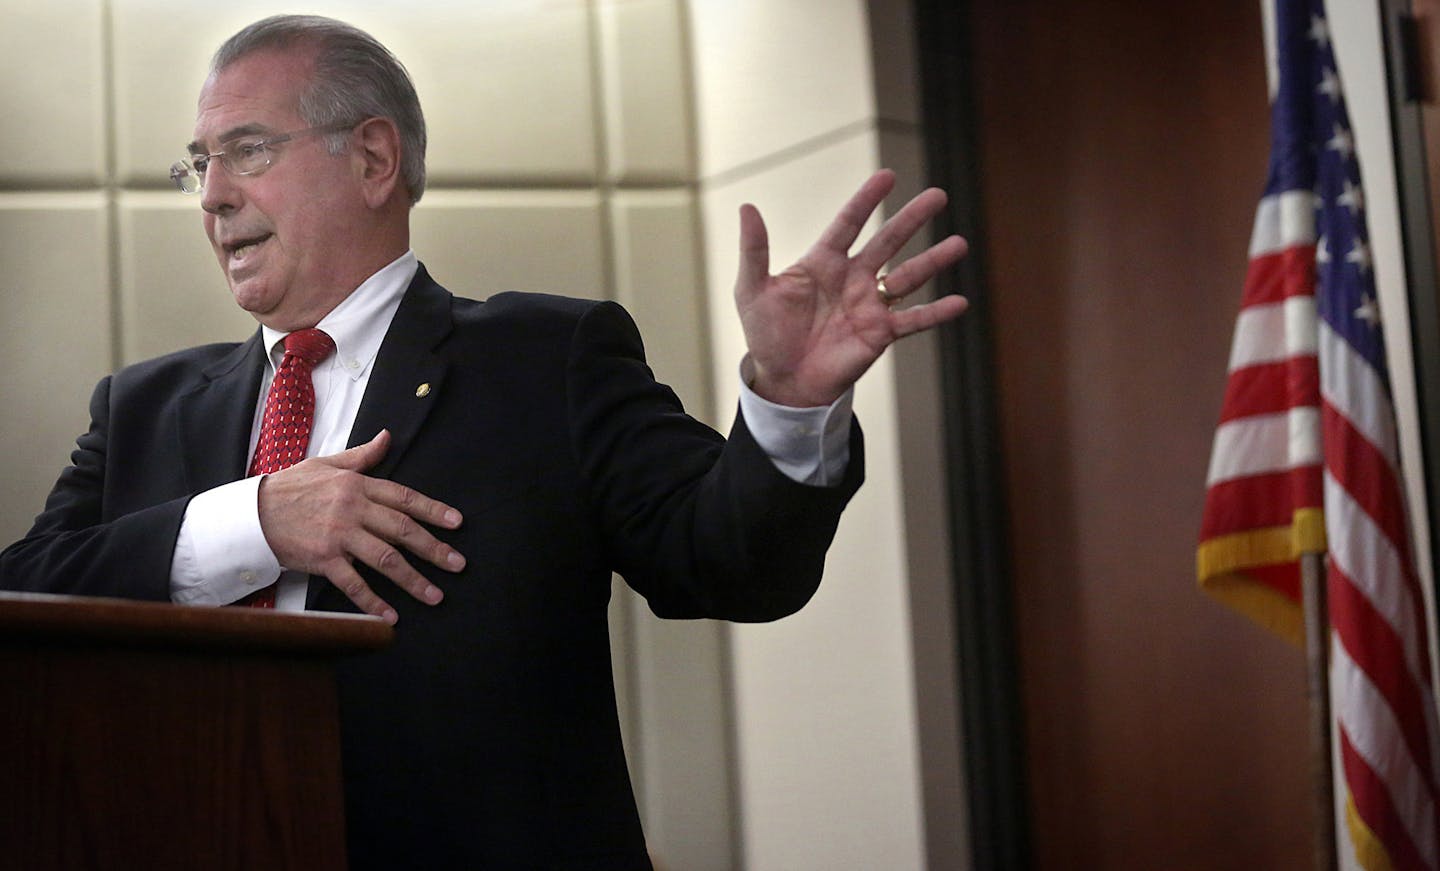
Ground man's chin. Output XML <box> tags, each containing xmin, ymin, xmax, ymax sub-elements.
<box><xmin>228</xmin><ymin>280</ymin><xmax>275</xmax><ymax>317</ymax></box>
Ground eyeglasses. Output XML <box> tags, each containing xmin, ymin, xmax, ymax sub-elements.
<box><xmin>169</xmin><ymin>123</ymin><xmax>357</xmax><ymax>194</ymax></box>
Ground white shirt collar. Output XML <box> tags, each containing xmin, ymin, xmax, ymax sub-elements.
<box><xmin>259</xmin><ymin>250</ymin><xmax>419</xmax><ymax>381</ymax></box>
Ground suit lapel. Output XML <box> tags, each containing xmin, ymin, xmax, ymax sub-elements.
<box><xmin>178</xmin><ymin>332</ymin><xmax>266</xmax><ymax>492</ymax></box>
<box><xmin>345</xmin><ymin>264</ymin><xmax>453</xmax><ymax>476</ymax></box>
<box><xmin>307</xmin><ymin>266</ymin><xmax>454</xmax><ymax>611</ymax></box>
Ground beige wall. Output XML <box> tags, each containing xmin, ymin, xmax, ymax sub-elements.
<box><xmin>689</xmin><ymin>0</ymin><xmax>962</xmax><ymax>867</ymax></box>
<box><xmin>0</xmin><ymin>2</ymin><xmax>961</xmax><ymax>868</ymax></box>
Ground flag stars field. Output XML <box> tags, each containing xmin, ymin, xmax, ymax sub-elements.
<box><xmin>1328</xmin><ymin>124</ymin><xmax>1355</xmax><ymax>161</ymax></box>
<box><xmin>1320</xmin><ymin>67</ymin><xmax>1342</xmax><ymax>101</ymax></box>
<box><xmin>1346</xmin><ymin>240</ymin><xmax>1372</xmax><ymax>274</ymax></box>
<box><xmin>1339</xmin><ymin>179</ymin><xmax>1365</xmax><ymax>216</ymax></box>
<box><xmin>1355</xmin><ymin>295</ymin><xmax>1381</xmax><ymax>328</ymax></box>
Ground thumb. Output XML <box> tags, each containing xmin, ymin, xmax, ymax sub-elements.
<box><xmin>327</xmin><ymin>428</ymin><xmax>390</xmax><ymax>472</ymax></box>
<box><xmin>735</xmin><ymin>203</ymin><xmax>770</xmax><ymax>297</ymax></box>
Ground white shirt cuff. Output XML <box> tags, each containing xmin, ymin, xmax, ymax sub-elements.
<box><xmin>170</xmin><ymin>476</ymin><xmax>282</xmax><ymax>605</ymax></box>
<box><xmin>737</xmin><ymin>357</ymin><xmax>854</xmax><ymax>486</ymax></box>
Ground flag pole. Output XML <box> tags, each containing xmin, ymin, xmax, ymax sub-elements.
<box><xmin>1301</xmin><ymin>550</ymin><xmax>1337</xmax><ymax>871</ymax></box>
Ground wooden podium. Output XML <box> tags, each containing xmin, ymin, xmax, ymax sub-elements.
<box><xmin>0</xmin><ymin>592</ymin><xmax>392</xmax><ymax>870</ymax></box>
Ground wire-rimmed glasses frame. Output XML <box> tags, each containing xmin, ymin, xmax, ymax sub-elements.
<box><xmin>169</xmin><ymin>122</ymin><xmax>359</xmax><ymax>194</ymax></box>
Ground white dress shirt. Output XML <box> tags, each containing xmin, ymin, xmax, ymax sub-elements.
<box><xmin>169</xmin><ymin>250</ymin><xmax>853</xmax><ymax>609</ymax></box>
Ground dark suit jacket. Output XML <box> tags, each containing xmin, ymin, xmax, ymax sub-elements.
<box><xmin>0</xmin><ymin>266</ymin><xmax>863</xmax><ymax>869</ymax></box>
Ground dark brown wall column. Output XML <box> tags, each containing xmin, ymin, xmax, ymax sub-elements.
<box><xmin>923</xmin><ymin>0</ymin><xmax>1320</xmax><ymax>866</ymax></box>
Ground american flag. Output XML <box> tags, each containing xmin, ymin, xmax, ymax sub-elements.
<box><xmin>1198</xmin><ymin>0</ymin><xmax>1440</xmax><ymax>867</ymax></box>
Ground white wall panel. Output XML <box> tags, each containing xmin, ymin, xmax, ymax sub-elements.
<box><xmin>597</xmin><ymin>0</ymin><xmax>695</xmax><ymax>184</ymax></box>
<box><xmin>386</xmin><ymin>2</ymin><xmax>599</xmax><ymax>184</ymax></box>
<box><xmin>0</xmin><ymin>194</ymin><xmax>112</xmax><ymax>543</ymax></box>
<box><xmin>687</xmin><ymin>0</ymin><xmax>876</xmax><ymax>178</ymax></box>
<box><xmin>111</xmin><ymin>2</ymin><xmax>230</xmax><ymax>188</ymax></box>
<box><xmin>112</xmin><ymin>1</ymin><xmax>598</xmax><ymax>187</ymax></box>
<box><xmin>116</xmin><ymin>192</ymin><xmax>257</xmax><ymax>363</ymax></box>
<box><xmin>411</xmin><ymin>190</ymin><xmax>607</xmax><ymax>301</ymax></box>
<box><xmin>609</xmin><ymin>188</ymin><xmax>734</xmax><ymax>870</ymax></box>
<box><xmin>0</xmin><ymin>0</ymin><xmax>106</xmax><ymax>184</ymax></box>
<box><xmin>609</xmin><ymin>189</ymin><xmax>709</xmax><ymax>410</ymax></box>
<box><xmin>699</xmin><ymin>132</ymin><xmax>926</xmax><ymax>871</ymax></box>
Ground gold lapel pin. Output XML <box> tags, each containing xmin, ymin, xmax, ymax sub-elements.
<box><xmin>415</xmin><ymin>383</ymin><xmax>431</xmax><ymax>398</ymax></box>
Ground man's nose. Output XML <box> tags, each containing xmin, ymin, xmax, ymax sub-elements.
<box><xmin>200</xmin><ymin>160</ymin><xmax>241</xmax><ymax>214</ymax></box>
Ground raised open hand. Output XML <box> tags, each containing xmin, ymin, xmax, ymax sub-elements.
<box><xmin>735</xmin><ymin>169</ymin><xmax>969</xmax><ymax>408</ymax></box>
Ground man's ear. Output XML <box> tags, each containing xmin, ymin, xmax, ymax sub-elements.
<box><xmin>352</xmin><ymin>117</ymin><xmax>404</xmax><ymax>208</ymax></box>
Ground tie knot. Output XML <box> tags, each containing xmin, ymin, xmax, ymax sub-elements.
<box><xmin>283</xmin><ymin>328</ymin><xmax>335</xmax><ymax>367</ymax></box>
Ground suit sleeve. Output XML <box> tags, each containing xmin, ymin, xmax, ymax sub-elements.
<box><xmin>0</xmin><ymin>375</ymin><xmax>186</xmax><ymax>601</ymax></box>
<box><xmin>565</xmin><ymin>300</ymin><xmax>864</xmax><ymax>622</ymax></box>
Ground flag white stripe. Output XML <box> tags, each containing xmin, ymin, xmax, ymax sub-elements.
<box><xmin>1249</xmin><ymin>190</ymin><xmax>1318</xmax><ymax>257</ymax></box>
<box><xmin>1207</xmin><ymin>408</ymin><xmax>1320</xmax><ymax>485</ymax></box>
<box><xmin>1319</xmin><ymin>320</ymin><xmax>1401</xmax><ymax>478</ymax></box>
<box><xmin>1228</xmin><ymin>297</ymin><xmax>1319</xmax><ymax>371</ymax></box>
<box><xmin>1332</xmin><ymin>636</ymin><xmax>1439</xmax><ymax>866</ymax></box>
<box><xmin>1325</xmin><ymin>472</ymin><xmax>1429</xmax><ymax>693</ymax></box>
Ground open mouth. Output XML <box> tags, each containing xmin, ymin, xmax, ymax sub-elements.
<box><xmin>225</xmin><ymin>233</ymin><xmax>272</xmax><ymax>260</ymax></box>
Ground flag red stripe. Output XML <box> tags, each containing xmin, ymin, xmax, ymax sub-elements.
<box><xmin>1340</xmin><ymin>727</ymin><xmax>1431</xmax><ymax>871</ymax></box>
<box><xmin>1323</xmin><ymin>403</ymin><xmax>1429</xmax><ymax>656</ymax></box>
<box><xmin>1240</xmin><ymin>244</ymin><xmax>1316</xmax><ymax>307</ymax></box>
<box><xmin>1219</xmin><ymin>358</ymin><xmax>1320</xmax><ymax>423</ymax></box>
<box><xmin>1200</xmin><ymin>467</ymin><xmax>1322</xmax><ymax>538</ymax></box>
<box><xmin>1323</xmin><ymin>401</ymin><xmax>1415</xmax><ymax>561</ymax></box>
<box><xmin>1331</xmin><ymin>567</ymin><xmax>1439</xmax><ymax>794</ymax></box>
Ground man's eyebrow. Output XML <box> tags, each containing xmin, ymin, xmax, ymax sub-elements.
<box><xmin>187</xmin><ymin>123</ymin><xmax>272</xmax><ymax>154</ymax></box>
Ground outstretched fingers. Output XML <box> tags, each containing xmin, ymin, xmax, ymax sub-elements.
<box><xmin>873</xmin><ymin>234</ymin><xmax>969</xmax><ymax>305</ymax></box>
<box><xmin>869</xmin><ymin>233</ymin><xmax>970</xmax><ymax>335</ymax></box>
<box><xmin>814</xmin><ymin>170</ymin><xmax>897</xmax><ymax>255</ymax></box>
<box><xmin>889</xmin><ymin>293</ymin><xmax>970</xmax><ymax>338</ymax></box>
<box><xmin>855</xmin><ymin>187</ymin><xmax>951</xmax><ymax>275</ymax></box>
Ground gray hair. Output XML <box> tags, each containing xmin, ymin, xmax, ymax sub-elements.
<box><xmin>211</xmin><ymin>14</ymin><xmax>428</xmax><ymax>204</ymax></box>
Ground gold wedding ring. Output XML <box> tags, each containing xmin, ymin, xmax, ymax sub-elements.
<box><xmin>876</xmin><ymin>275</ymin><xmax>898</xmax><ymax>307</ymax></box>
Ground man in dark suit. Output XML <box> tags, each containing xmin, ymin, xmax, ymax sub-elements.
<box><xmin>0</xmin><ymin>14</ymin><xmax>968</xmax><ymax>869</ymax></box>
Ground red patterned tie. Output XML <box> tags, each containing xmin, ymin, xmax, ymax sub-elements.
<box><xmin>240</xmin><ymin>327</ymin><xmax>335</xmax><ymax>608</ymax></box>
